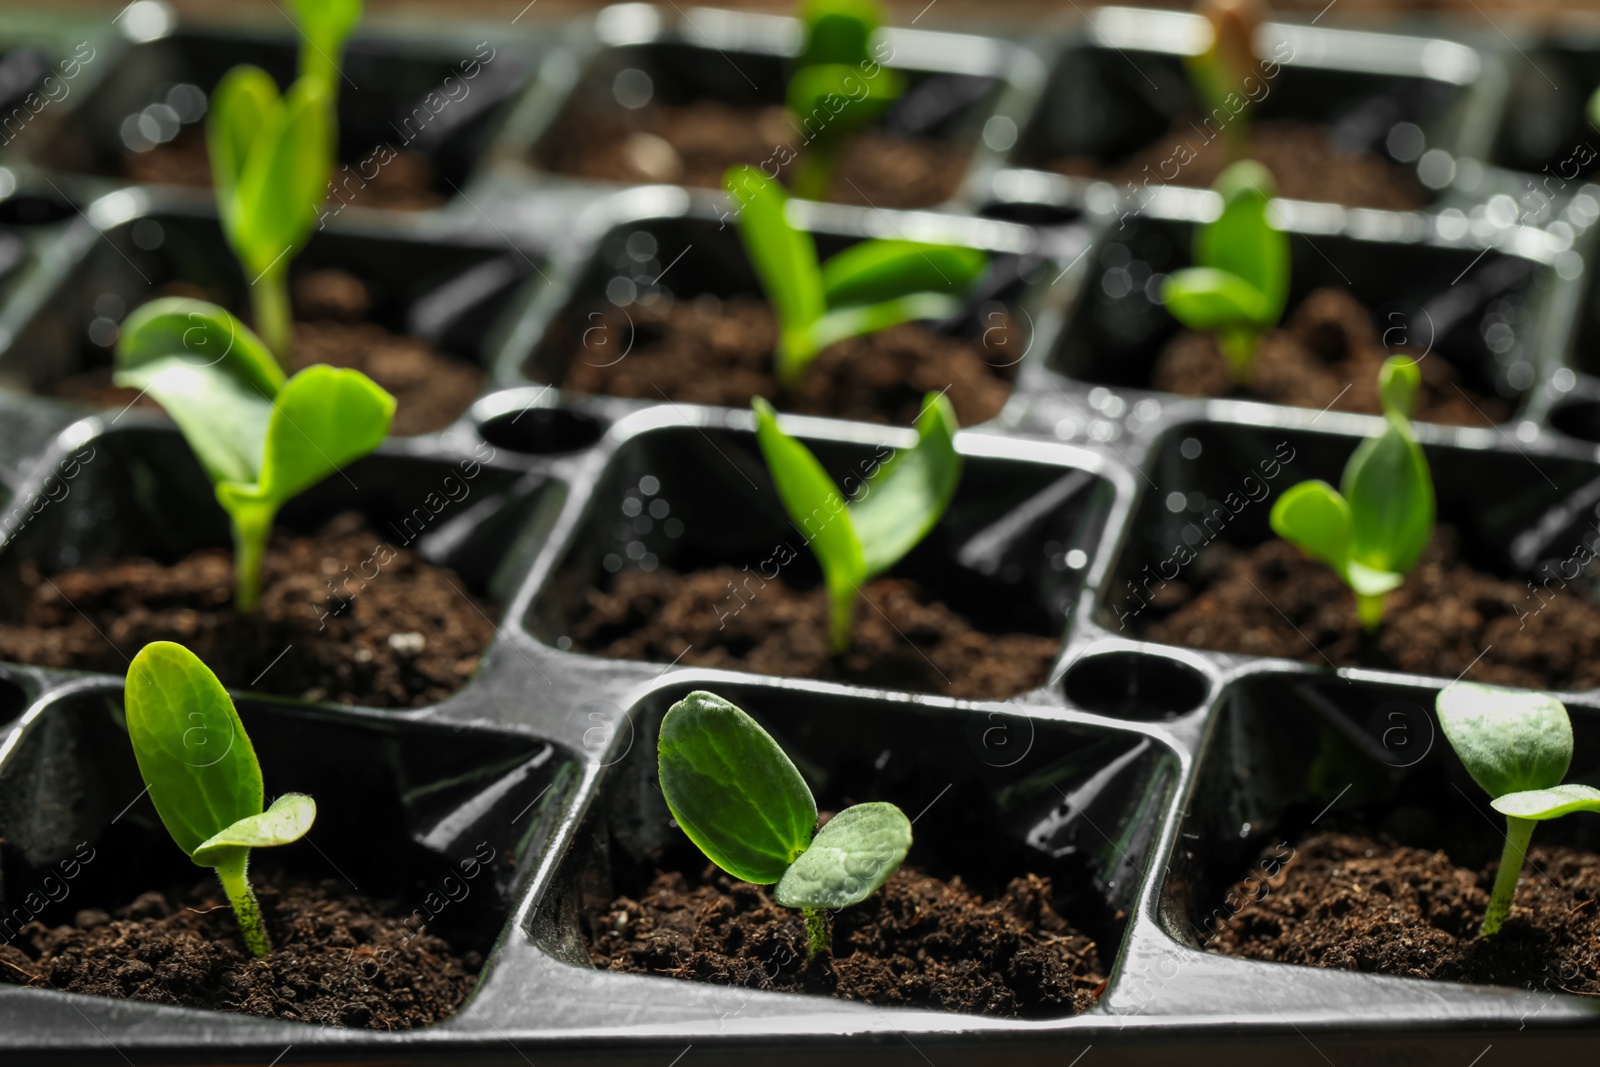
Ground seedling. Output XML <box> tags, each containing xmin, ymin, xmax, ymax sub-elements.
<box><xmin>657</xmin><ymin>690</ymin><xmax>911</xmax><ymax>959</ymax></box>
<box><xmin>1437</xmin><ymin>681</ymin><xmax>1600</xmax><ymax>937</ymax></box>
<box><xmin>1184</xmin><ymin>0</ymin><xmax>1266</xmax><ymax>163</ymax></box>
<box><xmin>726</xmin><ymin>165</ymin><xmax>987</xmax><ymax>387</ymax></box>
<box><xmin>114</xmin><ymin>298</ymin><xmax>394</xmax><ymax>611</ymax></box>
<box><xmin>208</xmin><ymin>0</ymin><xmax>362</xmax><ymax>367</ymax></box>
<box><xmin>752</xmin><ymin>392</ymin><xmax>960</xmax><ymax>653</ymax></box>
<box><xmin>125</xmin><ymin>641</ymin><xmax>316</xmax><ymax>957</ymax></box>
<box><xmin>786</xmin><ymin>0</ymin><xmax>905</xmax><ymax>200</ymax></box>
<box><xmin>1160</xmin><ymin>159</ymin><xmax>1288</xmax><ymax>380</ymax></box>
<box><xmin>1269</xmin><ymin>356</ymin><xmax>1434</xmax><ymax>631</ymax></box>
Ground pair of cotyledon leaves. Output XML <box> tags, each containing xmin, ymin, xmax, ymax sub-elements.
<box><xmin>1438</xmin><ymin>681</ymin><xmax>1600</xmax><ymax>821</ymax></box>
<box><xmin>209</xmin><ymin>0</ymin><xmax>360</xmax><ymax>286</ymax></box>
<box><xmin>658</xmin><ymin>691</ymin><xmax>911</xmax><ymax>909</ymax></box>
<box><xmin>125</xmin><ymin>642</ymin><xmax>314</xmax><ymax>872</ymax></box>
<box><xmin>113</xmin><ymin>299</ymin><xmax>394</xmax><ymax>544</ymax></box>
<box><xmin>1160</xmin><ymin>160</ymin><xmax>1288</xmax><ymax>375</ymax></box>
<box><xmin>785</xmin><ymin>0</ymin><xmax>903</xmax><ymax>197</ymax></box>
<box><xmin>725</xmin><ymin>165</ymin><xmax>987</xmax><ymax>386</ymax></box>
<box><xmin>1269</xmin><ymin>356</ymin><xmax>1434</xmax><ymax>627</ymax></box>
<box><xmin>115</xmin><ymin>299</ymin><xmax>391</xmax><ymax>613</ymax></box>
<box><xmin>753</xmin><ymin>391</ymin><xmax>961</xmax><ymax>653</ymax></box>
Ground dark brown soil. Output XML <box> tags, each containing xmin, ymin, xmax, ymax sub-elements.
<box><xmin>1052</xmin><ymin>119</ymin><xmax>1428</xmax><ymax>211</ymax></box>
<box><xmin>1153</xmin><ymin>287</ymin><xmax>1506</xmax><ymax>427</ymax></box>
<box><xmin>587</xmin><ymin>863</ymin><xmax>1106</xmax><ymax>1017</ymax></box>
<box><xmin>557</xmin><ymin>295</ymin><xmax>1015</xmax><ymax>427</ymax></box>
<box><xmin>1140</xmin><ymin>532</ymin><xmax>1600</xmax><ymax>691</ymax></box>
<box><xmin>1209</xmin><ymin>831</ymin><xmax>1600</xmax><ymax>994</ymax></box>
<box><xmin>0</xmin><ymin>874</ymin><xmax>477</xmax><ymax>1028</ymax></box>
<box><xmin>120</xmin><ymin>126</ymin><xmax>447</xmax><ymax>211</ymax></box>
<box><xmin>570</xmin><ymin>566</ymin><xmax>1058</xmax><ymax>700</ymax></box>
<box><xmin>540</xmin><ymin>99</ymin><xmax>968</xmax><ymax>208</ymax></box>
<box><xmin>0</xmin><ymin>512</ymin><xmax>494</xmax><ymax>708</ymax></box>
<box><xmin>49</xmin><ymin>271</ymin><xmax>482</xmax><ymax>436</ymax></box>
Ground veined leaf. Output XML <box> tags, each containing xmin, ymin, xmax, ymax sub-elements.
<box><xmin>1438</xmin><ymin>682</ymin><xmax>1573</xmax><ymax>799</ymax></box>
<box><xmin>775</xmin><ymin>802</ymin><xmax>911</xmax><ymax>909</ymax></box>
<box><xmin>125</xmin><ymin>642</ymin><xmax>264</xmax><ymax>863</ymax></box>
<box><xmin>192</xmin><ymin>792</ymin><xmax>316</xmax><ymax>866</ymax></box>
<box><xmin>656</xmin><ymin>691</ymin><xmax>816</xmax><ymax>884</ymax></box>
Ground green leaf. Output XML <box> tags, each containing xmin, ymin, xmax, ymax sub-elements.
<box><xmin>232</xmin><ymin>76</ymin><xmax>333</xmax><ymax>280</ymax></box>
<box><xmin>753</xmin><ymin>398</ymin><xmax>864</xmax><ymax>650</ymax></box>
<box><xmin>821</xmin><ymin>240</ymin><xmax>986</xmax><ymax>308</ymax></box>
<box><xmin>1437</xmin><ymin>681</ymin><xmax>1573</xmax><ymax>799</ymax></box>
<box><xmin>656</xmin><ymin>691</ymin><xmax>817</xmax><ymax>884</ymax></box>
<box><xmin>1378</xmin><ymin>354</ymin><xmax>1420</xmax><ymax>420</ymax></box>
<box><xmin>192</xmin><ymin>792</ymin><xmax>316</xmax><ymax>866</ymax></box>
<box><xmin>125</xmin><ymin>642</ymin><xmax>264</xmax><ymax>863</ymax></box>
<box><xmin>1492</xmin><ymin>783</ymin><xmax>1600</xmax><ymax>821</ymax></box>
<box><xmin>290</xmin><ymin>0</ymin><xmax>362</xmax><ymax>86</ymax></box>
<box><xmin>774</xmin><ymin>801</ymin><xmax>912</xmax><ymax>909</ymax></box>
<box><xmin>849</xmin><ymin>391</ymin><xmax>961</xmax><ymax>578</ymax></box>
<box><xmin>1269</xmin><ymin>479</ymin><xmax>1351</xmax><ymax>577</ymax></box>
<box><xmin>799</xmin><ymin>0</ymin><xmax>882</xmax><ymax>66</ymax></box>
<box><xmin>726</xmin><ymin>166</ymin><xmax>825</xmax><ymax>384</ymax></box>
<box><xmin>1161</xmin><ymin>268</ymin><xmax>1272</xmax><ymax>332</ymax></box>
<box><xmin>808</xmin><ymin>292</ymin><xmax>965</xmax><ymax>352</ymax></box>
<box><xmin>1195</xmin><ymin>160</ymin><xmax>1288</xmax><ymax>321</ymax></box>
<box><xmin>113</xmin><ymin>301</ymin><xmax>283</xmax><ymax>486</ymax></box>
<box><xmin>208</xmin><ymin>65</ymin><xmax>278</xmax><ymax>239</ymax></box>
<box><xmin>116</xmin><ymin>297</ymin><xmax>285</xmax><ymax>394</ymax></box>
<box><xmin>786</xmin><ymin>63</ymin><xmax>901</xmax><ymax>146</ymax></box>
<box><xmin>1342</xmin><ymin>411</ymin><xmax>1434</xmax><ymax>579</ymax></box>
<box><xmin>225</xmin><ymin>364</ymin><xmax>395</xmax><ymax>511</ymax></box>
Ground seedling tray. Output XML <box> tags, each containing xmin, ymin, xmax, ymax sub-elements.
<box><xmin>980</xmin><ymin>6</ymin><xmax>1503</xmax><ymax>223</ymax></box>
<box><xmin>4</xmin><ymin>3</ymin><xmax>1600</xmax><ymax>1063</ymax></box>
<box><xmin>1</xmin><ymin>12</ymin><xmax>535</xmax><ymax>212</ymax></box>
<box><xmin>471</xmin><ymin>2</ymin><xmax>1045</xmax><ymax>212</ymax></box>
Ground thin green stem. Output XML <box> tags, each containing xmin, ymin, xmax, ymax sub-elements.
<box><xmin>251</xmin><ymin>260</ymin><xmax>294</xmax><ymax>372</ymax></box>
<box><xmin>827</xmin><ymin>581</ymin><xmax>855</xmax><ymax>657</ymax></box>
<box><xmin>791</xmin><ymin>144</ymin><xmax>838</xmax><ymax>203</ymax></box>
<box><xmin>803</xmin><ymin>906</ymin><xmax>831</xmax><ymax>960</ymax></box>
<box><xmin>1355</xmin><ymin>591</ymin><xmax>1386</xmax><ymax>632</ymax></box>
<box><xmin>1480</xmin><ymin>815</ymin><xmax>1536</xmax><ymax>938</ymax></box>
<box><xmin>229</xmin><ymin>506</ymin><xmax>275</xmax><ymax>613</ymax></box>
<box><xmin>214</xmin><ymin>851</ymin><xmax>271</xmax><ymax>957</ymax></box>
<box><xmin>1219</xmin><ymin>329</ymin><xmax>1258</xmax><ymax>383</ymax></box>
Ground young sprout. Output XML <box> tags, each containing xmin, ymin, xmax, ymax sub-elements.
<box><xmin>657</xmin><ymin>690</ymin><xmax>911</xmax><ymax>959</ymax></box>
<box><xmin>289</xmin><ymin>0</ymin><xmax>363</xmax><ymax>88</ymax></box>
<box><xmin>208</xmin><ymin>0</ymin><xmax>362</xmax><ymax>368</ymax></box>
<box><xmin>114</xmin><ymin>299</ymin><xmax>395</xmax><ymax>612</ymax></box>
<box><xmin>726</xmin><ymin>165</ymin><xmax>987</xmax><ymax>387</ymax></box>
<box><xmin>126</xmin><ymin>641</ymin><xmax>316</xmax><ymax>957</ymax></box>
<box><xmin>1269</xmin><ymin>355</ymin><xmax>1434</xmax><ymax>631</ymax></box>
<box><xmin>1185</xmin><ymin>0</ymin><xmax>1267</xmax><ymax>163</ymax></box>
<box><xmin>786</xmin><ymin>0</ymin><xmax>904</xmax><ymax>200</ymax></box>
<box><xmin>752</xmin><ymin>392</ymin><xmax>960</xmax><ymax>654</ymax></box>
<box><xmin>1437</xmin><ymin>681</ymin><xmax>1600</xmax><ymax>938</ymax></box>
<box><xmin>1160</xmin><ymin>159</ymin><xmax>1288</xmax><ymax>381</ymax></box>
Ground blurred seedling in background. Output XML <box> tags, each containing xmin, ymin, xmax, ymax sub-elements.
<box><xmin>1269</xmin><ymin>356</ymin><xmax>1434</xmax><ymax>631</ymax></box>
<box><xmin>786</xmin><ymin>0</ymin><xmax>904</xmax><ymax>199</ymax></box>
<box><xmin>126</xmin><ymin>641</ymin><xmax>316</xmax><ymax>957</ymax></box>
<box><xmin>726</xmin><ymin>166</ymin><xmax>987</xmax><ymax>388</ymax></box>
<box><xmin>1186</xmin><ymin>0</ymin><xmax>1268</xmax><ymax>164</ymax></box>
<box><xmin>752</xmin><ymin>392</ymin><xmax>960</xmax><ymax>653</ymax></box>
<box><xmin>657</xmin><ymin>690</ymin><xmax>911</xmax><ymax>958</ymax></box>
<box><xmin>1438</xmin><ymin>681</ymin><xmax>1600</xmax><ymax>937</ymax></box>
<box><xmin>1160</xmin><ymin>159</ymin><xmax>1288</xmax><ymax>381</ymax></box>
<box><xmin>207</xmin><ymin>0</ymin><xmax>362</xmax><ymax>366</ymax></box>
<box><xmin>115</xmin><ymin>300</ymin><xmax>394</xmax><ymax>611</ymax></box>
